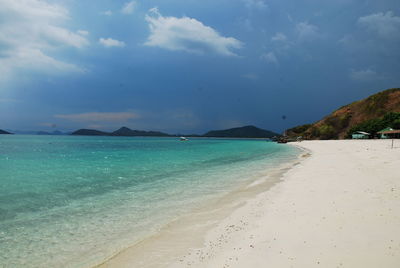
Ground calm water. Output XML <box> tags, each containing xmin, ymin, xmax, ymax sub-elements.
<box><xmin>0</xmin><ymin>135</ymin><xmax>299</xmax><ymax>268</ymax></box>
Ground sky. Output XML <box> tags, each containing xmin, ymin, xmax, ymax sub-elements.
<box><xmin>0</xmin><ymin>0</ymin><xmax>399</xmax><ymax>134</ymax></box>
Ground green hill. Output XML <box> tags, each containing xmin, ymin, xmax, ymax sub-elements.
<box><xmin>286</xmin><ymin>88</ymin><xmax>400</xmax><ymax>139</ymax></box>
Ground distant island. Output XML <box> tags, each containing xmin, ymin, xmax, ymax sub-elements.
<box><xmin>71</xmin><ymin>127</ymin><xmax>171</xmax><ymax>137</ymax></box>
<box><xmin>203</xmin><ymin>125</ymin><xmax>279</xmax><ymax>138</ymax></box>
<box><xmin>70</xmin><ymin>125</ymin><xmax>279</xmax><ymax>138</ymax></box>
<box><xmin>111</xmin><ymin>127</ymin><xmax>170</xmax><ymax>137</ymax></box>
<box><xmin>70</xmin><ymin>129</ymin><xmax>111</xmax><ymax>136</ymax></box>
<box><xmin>286</xmin><ymin>88</ymin><xmax>400</xmax><ymax>140</ymax></box>
<box><xmin>0</xmin><ymin>129</ymin><xmax>13</xmax><ymax>134</ymax></box>
<box><xmin>4</xmin><ymin>130</ymin><xmax>68</xmax><ymax>135</ymax></box>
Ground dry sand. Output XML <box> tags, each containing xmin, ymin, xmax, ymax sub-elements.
<box><xmin>169</xmin><ymin>140</ymin><xmax>400</xmax><ymax>268</ymax></box>
<box><xmin>99</xmin><ymin>140</ymin><xmax>400</xmax><ymax>268</ymax></box>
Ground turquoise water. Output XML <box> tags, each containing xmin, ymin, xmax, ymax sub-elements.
<box><xmin>0</xmin><ymin>135</ymin><xmax>299</xmax><ymax>268</ymax></box>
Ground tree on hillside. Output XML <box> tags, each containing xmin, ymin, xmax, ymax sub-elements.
<box><xmin>346</xmin><ymin>112</ymin><xmax>400</xmax><ymax>138</ymax></box>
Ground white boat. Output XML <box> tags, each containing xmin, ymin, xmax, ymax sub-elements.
<box><xmin>180</xmin><ymin>137</ymin><xmax>188</xmax><ymax>141</ymax></box>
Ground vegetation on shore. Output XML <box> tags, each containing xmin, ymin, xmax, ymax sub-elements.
<box><xmin>346</xmin><ymin>112</ymin><xmax>400</xmax><ymax>138</ymax></box>
<box><xmin>286</xmin><ymin>88</ymin><xmax>400</xmax><ymax>139</ymax></box>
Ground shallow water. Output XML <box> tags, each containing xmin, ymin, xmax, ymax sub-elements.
<box><xmin>0</xmin><ymin>135</ymin><xmax>299</xmax><ymax>268</ymax></box>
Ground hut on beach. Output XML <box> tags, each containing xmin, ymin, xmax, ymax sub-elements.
<box><xmin>351</xmin><ymin>131</ymin><xmax>370</xmax><ymax>139</ymax></box>
<box><xmin>377</xmin><ymin>128</ymin><xmax>400</xmax><ymax>139</ymax></box>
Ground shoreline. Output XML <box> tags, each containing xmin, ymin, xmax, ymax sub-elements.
<box><xmin>98</xmin><ymin>139</ymin><xmax>400</xmax><ymax>267</ymax></box>
<box><xmin>168</xmin><ymin>140</ymin><xmax>400</xmax><ymax>267</ymax></box>
<box><xmin>94</xmin><ymin>146</ymin><xmax>306</xmax><ymax>268</ymax></box>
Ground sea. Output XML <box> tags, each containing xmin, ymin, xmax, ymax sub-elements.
<box><xmin>0</xmin><ymin>135</ymin><xmax>301</xmax><ymax>268</ymax></box>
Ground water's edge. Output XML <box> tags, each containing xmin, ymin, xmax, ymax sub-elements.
<box><xmin>93</xmin><ymin>144</ymin><xmax>308</xmax><ymax>268</ymax></box>
<box><xmin>0</xmin><ymin>136</ymin><xmax>304</xmax><ymax>268</ymax></box>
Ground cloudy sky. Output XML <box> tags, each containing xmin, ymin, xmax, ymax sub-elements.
<box><xmin>0</xmin><ymin>0</ymin><xmax>399</xmax><ymax>134</ymax></box>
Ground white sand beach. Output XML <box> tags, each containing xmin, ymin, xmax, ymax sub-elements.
<box><xmin>100</xmin><ymin>140</ymin><xmax>400</xmax><ymax>268</ymax></box>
